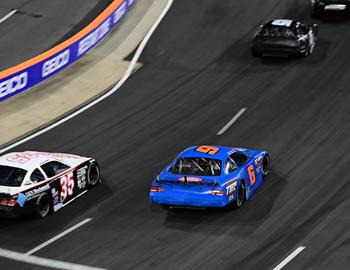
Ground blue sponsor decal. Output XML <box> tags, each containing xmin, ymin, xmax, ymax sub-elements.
<box><xmin>17</xmin><ymin>193</ymin><xmax>27</xmax><ymax>207</ymax></box>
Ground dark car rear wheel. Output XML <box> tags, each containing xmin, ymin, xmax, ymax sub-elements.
<box><xmin>299</xmin><ymin>47</ymin><xmax>310</xmax><ymax>58</ymax></box>
<box><xmin>233</xmin><ymin>181</ymin><xmax>246</xmax><ymax>209</ymax></box>
<box><xmin>87</xmin><ymin>162</ymin><xmax>101</xmax><ymax>187</ymax></box>
<box><xmin>262</xmin><ymin>154</ymin><xmax>271</xmax><ymax>177</ymax></box>
<box><xmin>33</xmin><ymin>193</ymin><xmax>51</xmax><ymax>218</ymax></box>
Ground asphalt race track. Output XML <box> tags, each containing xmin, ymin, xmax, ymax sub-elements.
<box><xmin>1</xmin><ymin>0</ymin><xmax>350</xmax><ymax>269</ymax></box>
<box><xmin>0</xmin><ymin>0</ymin><xmax>112</xmax><ymax>70</ymax></box>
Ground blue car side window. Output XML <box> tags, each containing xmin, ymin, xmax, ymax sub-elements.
<box><xmin>230</xmin><ymin>152</ymin><xmax>248</xmax><ymax>167</ymax></box>
<box><xmin>225</xmin><ymin>158</ymin><xmax>237</xmax><ymax>174</ymax></box>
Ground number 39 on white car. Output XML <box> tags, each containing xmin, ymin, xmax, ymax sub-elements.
<box><xmin>0</xmin><ymin>151</ymin><xmax>101</xmax><ymax>218</ymax></box>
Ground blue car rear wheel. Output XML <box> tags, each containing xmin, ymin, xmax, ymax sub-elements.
<box><xmin>233</xmin><ymin>181</ymin><xmax>246</xmax><ymax>209</ymax></box>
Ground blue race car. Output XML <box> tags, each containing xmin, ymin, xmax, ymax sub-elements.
<box><xmin>150</xmin><ymin>145</ymin><xmax>270</xmax><ymax>209</ymax></box>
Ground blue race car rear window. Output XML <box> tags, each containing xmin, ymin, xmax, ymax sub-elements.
<box><xmin>170</xmin><ymin>157</ymin><xmax>221</xmax><ymax>176</ymax></box>
<box><xmin>0</xmin><ymin>165</ymin><xmax>27</xmax><ymax>187</ymax></box>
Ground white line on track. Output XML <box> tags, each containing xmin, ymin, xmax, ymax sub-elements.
<box><xmin>25</xmin><ymin>218</ymin><xmax>92</xmax><ymax>255</ymax></box>
<box><xmin>272</xmin><ymin>246</ymin><xmax>306</xmax><ymax>270</ymax></box>
<box><xmin>0</xmin><ymin>0</ymin><xmax>174</xmax><ymax>155</ymax></box>
<box><xmin>0</xmin><ymin>247</ymin><xmax>109</xmax><ymax>270</ymax></box>
<box><xmin>0</xmin><ymin>9</ymin><xmax>17</xmax><ymax>24</ymax></box>
<box><xmin>217</xmin><ymin>108</ymin><xmax>247</xmax><ymax>135</ymax></box>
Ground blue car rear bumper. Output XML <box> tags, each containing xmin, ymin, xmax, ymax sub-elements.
<box><xmin>150</xmin><ymin>191</ymin><xmax>231</xmax><ymax>208</ymax></box>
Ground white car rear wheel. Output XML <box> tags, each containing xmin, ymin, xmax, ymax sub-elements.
<box><xmin>33</xmin><ymin>193</ymin><xmax>51</xmax><ymax>218</ymax></box>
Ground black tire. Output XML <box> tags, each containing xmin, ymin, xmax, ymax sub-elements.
<box><xmin>299</xmin><ymin>46</ymin><xmax>310</xmax><ymax>58</ymax></box>
<box><xmin>233</xmin><ymin>181</ymin><xmax>246</xmax><ymax>209</ymax></box>
<box><xmin>262</xmin><ymin>154</ymin><xmax>271</xmax><ymax>177</ymax></box>
<box><xmin>87</xmin><ymin>162</ymin><xmax>101</xmax><ymax>187</ymax></box>
<box><xmin>33</xmin><ymin>193</ymin><xmax>51</xmax><ymax>218</ymax></box>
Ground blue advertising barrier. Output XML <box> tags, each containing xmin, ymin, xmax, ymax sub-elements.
<box><xmin>0</xmin><ymin>0</ymin><xmax>135</xmax><ymax>102</ymax></box>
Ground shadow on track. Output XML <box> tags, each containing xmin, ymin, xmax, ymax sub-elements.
<box><xmin>0</xmin><ymin>180</ymin><xmax>113</xmax><ymax>235</ymax></box>
<box><xmin>158</xmin><ymin>171</ymin><xmax>287</xmax><ymax>235</ymax></box>
<box><xmin>216</xmin><ymin>38</ymin><xmax>330</xmax><ymax>72</ymax></box>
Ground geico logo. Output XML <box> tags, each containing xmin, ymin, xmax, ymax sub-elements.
<box><xmin>114</xmin><ymin>2</ymin><xmax>127</xmax><ymax>24</ymax></box>
<box><xmin>78</xmin><ymin>18</ymin><xmax>111</xmax><ymax>57</ymax></box>
<box><xmin>42</xmin><ymin>49</ymin><xmax>70</xmax><ymax>78</ymax></box>
<box><xmin>0</xmin><ymin>72</ymin><xmax>28</xmax><ymax>99</ymax></box>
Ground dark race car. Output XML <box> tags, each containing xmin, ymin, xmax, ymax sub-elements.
<box><xmin>252</xmin><ymin>19</ymin><xmax>318</xmax><ymax>58</ymax></box>
<box><xmin>311</xmin><ymin>0</ymin><xmax>350</xmax><ymax>18</ymax></box>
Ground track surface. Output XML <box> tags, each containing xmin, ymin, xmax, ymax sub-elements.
<box><xmin>0</xmin><ymin>0</ymin><xmax>112</xmax><ymax>70</ymax></box>
<box><xmin>1</xmin><ymin>0</ymin><xmax>350</xmax><ymax>269</ymax></box>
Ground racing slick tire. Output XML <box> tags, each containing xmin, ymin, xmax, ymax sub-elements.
<box><xmin>87</xmin><ymin>162</ymin><xmax>101</xmax><ymax>187</ymax></box>
<box><xmin>262</xmin><ymin>154</ymin><xmax>271</xmax><ymax>177</ymax></box>
<box><xmin>299</xmin><ymin>47</ymin><xmax>310</xmax><ymax>58</ymax></box>
<box><xmin>232</xmin><ymin>181</ymin><xmax>246</xmax><ymax>209</ymax></box>
<box><xmin>33</xmin><ymin>193</ymin><xmax>51</xmax><ymax>218</ymax></box>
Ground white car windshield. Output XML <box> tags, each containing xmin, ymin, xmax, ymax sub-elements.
<box><xmin>0</xmin><ymin>165</ymin><xmax>27</xmax><ymax>187</ymax></box>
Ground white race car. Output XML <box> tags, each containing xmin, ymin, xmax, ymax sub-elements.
<box><xmin>0</xmin><ymin>151</ymin><xmax>100</xmax><ymax>218</ymax></box>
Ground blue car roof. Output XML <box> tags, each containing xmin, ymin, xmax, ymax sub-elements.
<box><xmin>178</xmin><ymin>146</ymin><xmax>236</xmax><ymax>161</ymax></box>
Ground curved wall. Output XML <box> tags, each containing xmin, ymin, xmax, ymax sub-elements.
<box><xmin>0</xmin><ymin>0</ymin><xmax>134</xmax><ymax>102</ymax></box>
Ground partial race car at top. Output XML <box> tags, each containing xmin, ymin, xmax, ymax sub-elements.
<box><xmin>0</xmin><ymin>151</ymin><xmax>100</xmax><ymax>218</ymax></box>
<box><xmin>252</xmin><ymin>19</ymin><xmax>318</xmax><ymax>58</ymax></box>
<box><xmin>150</xmin><ymin>146</ymin><xmax>270</xmax><ymax>209</ymax></box>
<box><xmin>311</xmin><ymin>0</ymin><xmax>350</xmax><ymax>18</ymax></box>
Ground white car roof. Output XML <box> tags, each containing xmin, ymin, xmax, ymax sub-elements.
<box><xmin>0</xmin><ymin>151</ymin><xmax>87</xmax><ymax>171</ymax></box>
<box><xmin>271</xmin><ymin>19</ymin><xmax>293</xmax><ymax>27</ymax></box>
